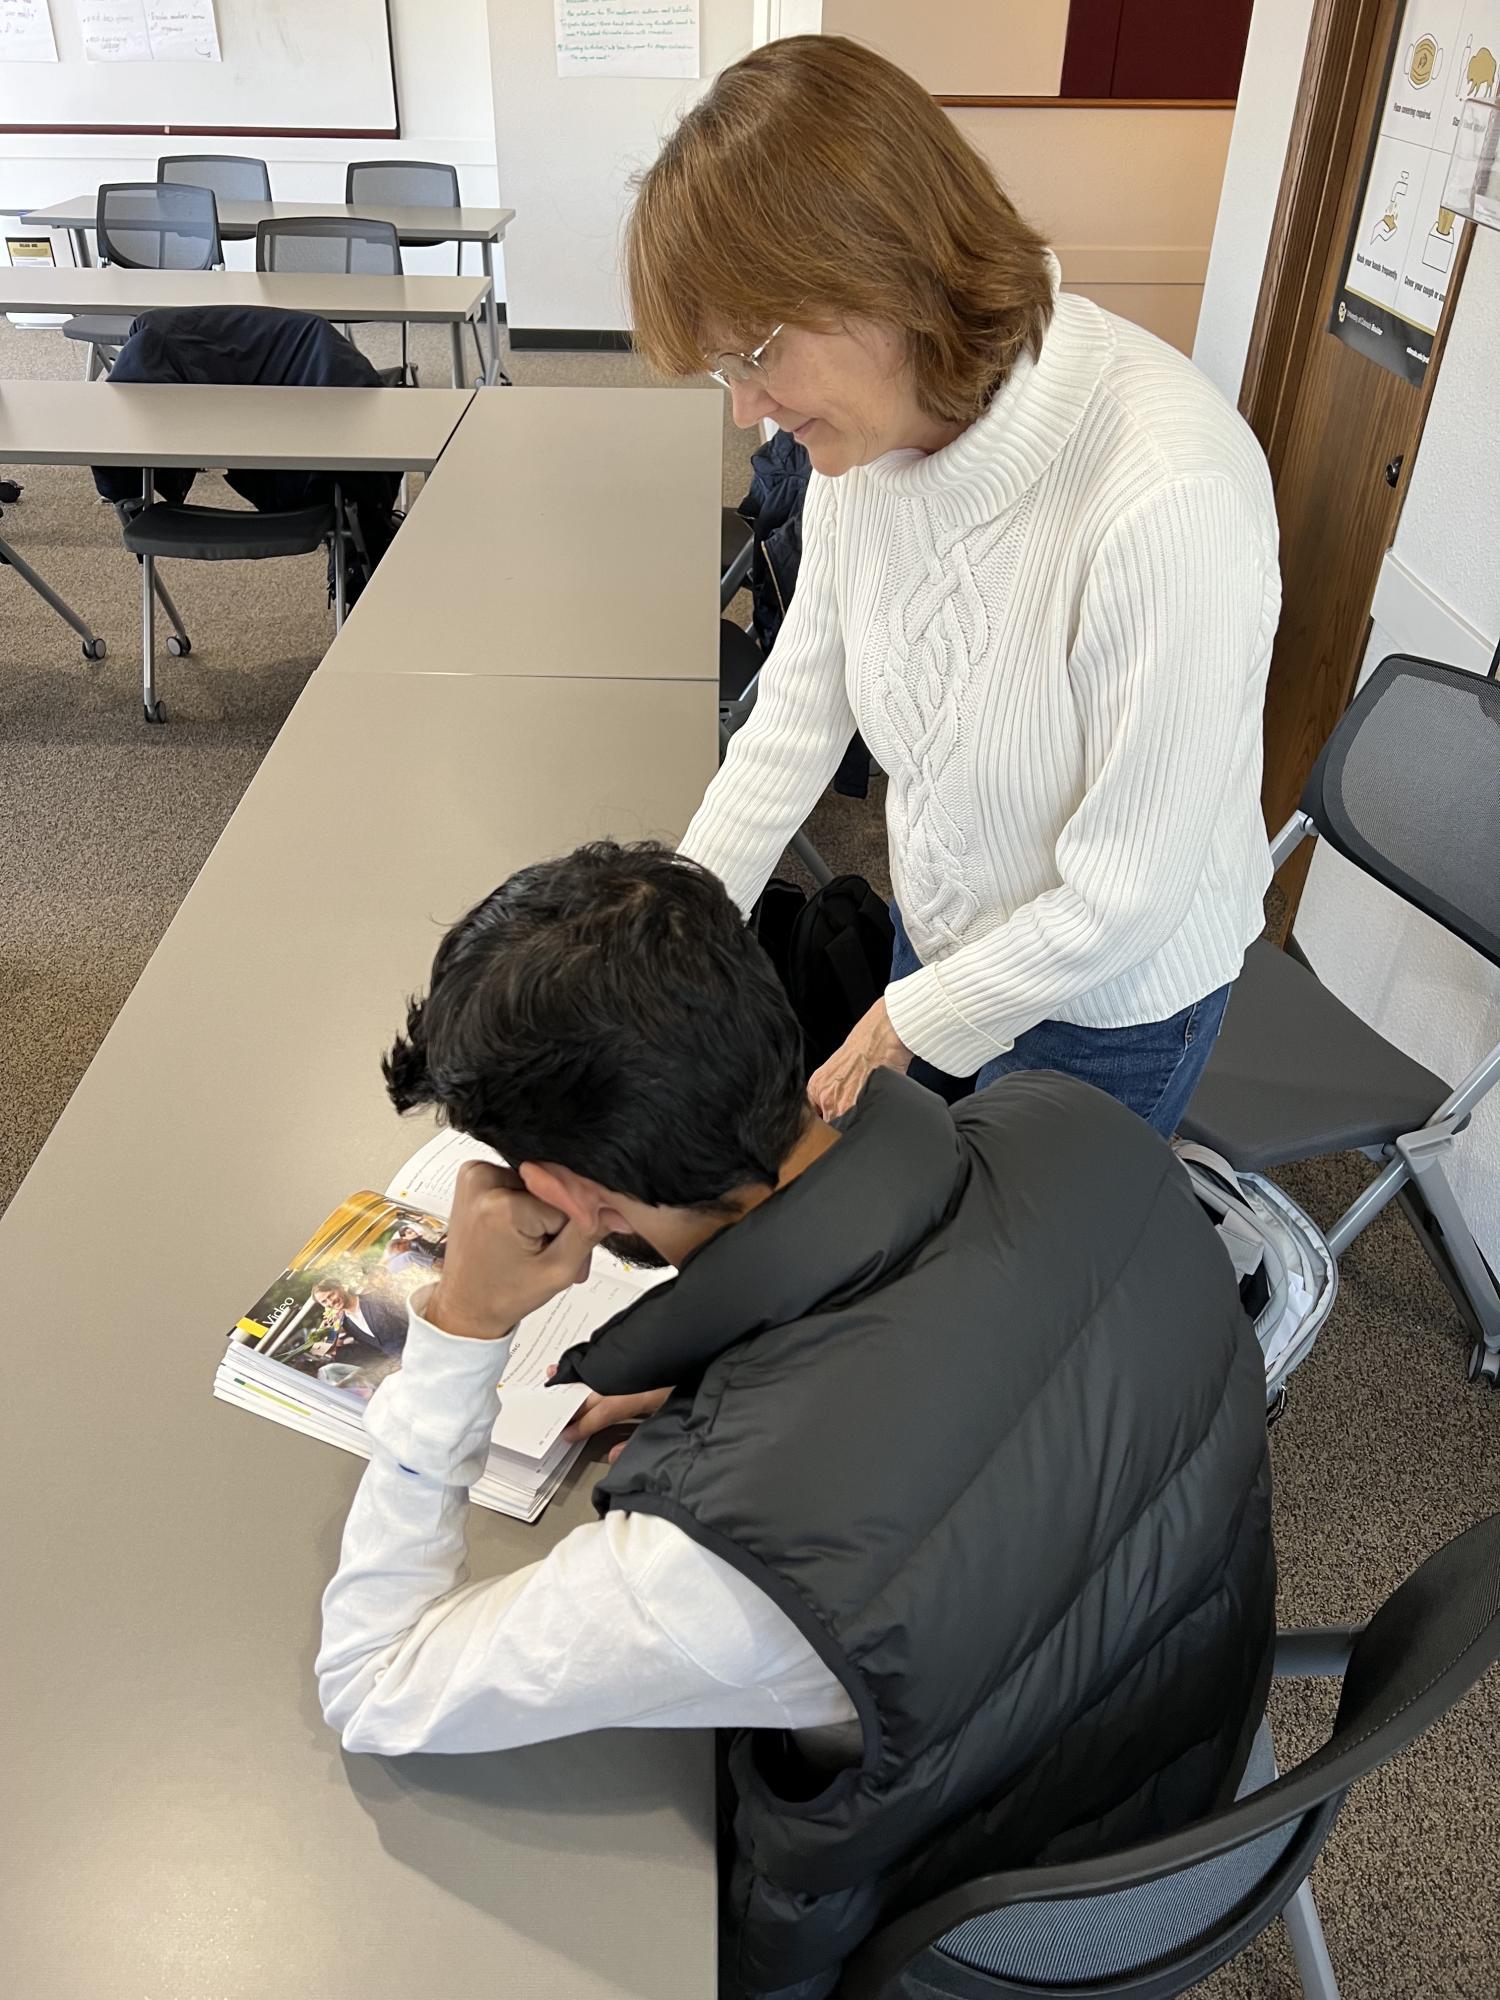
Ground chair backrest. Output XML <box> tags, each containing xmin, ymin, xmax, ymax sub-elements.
<box><xmin>255</xmin><ymin>216</ymin><xmax>402</xmax><ymax>278</ymax></box>
<box><xmin>1301</xmin><ymin>654</ymin><xmax>1500</xmax><ymax>971</ymax></box>
<box><xmin>158</xmin><ymin>154</ymin><xmax>271</xmax><ymax>203</ymax></box>
<box><xmin>97</xmin><ymin>182</ymin><xmax>221</xmax><ymax>272</ymax></box>
<box><xmin>840</xmin><ymin>1511</ymin><xmax>1500</xmax><ymax>1999</ymax></box>
<box><xmin>344</xmin><ymin>159</ymin><xmax>461</xmax><ymax>210</ymax></box>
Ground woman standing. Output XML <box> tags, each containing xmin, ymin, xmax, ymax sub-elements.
<box><xmin>628</xmin><ymin>35</ymin><xmax>1280</xmax><ymax>1136</ymax></box>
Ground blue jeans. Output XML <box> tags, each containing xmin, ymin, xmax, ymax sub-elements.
<box><xmin>889</xmin><ymin>906</ymin><xmax>1231</xmax><ymax>1140</ymax></box>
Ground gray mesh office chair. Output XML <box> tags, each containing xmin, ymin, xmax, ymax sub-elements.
<box><xmin>158</xmin><ymin>153</ymin><xmax>272</xmax><ymax>202</ymax></box>
<box><xmin>256</xmin><ymin>215</ymin><xmax>413</xmax><ymax>385</ymax></box>
<box><xmin>1180</xmin><ymin>655</ymin><xmax>1500</xmax><ymax>1386</ymax></box>
<box><xmin>345</xmin><ymin>159</ymin><xmax>491</xmax><ymax>381</ymax></box>
<box><xmin>63</xmin><ymin>182</ymin><xmax>222</xmax><ymax>378</ymax></box>
<box><xmin>840</xmin><ymin>1510</ymin><xmax>1500</xmax><ymax>2000</ymax></box>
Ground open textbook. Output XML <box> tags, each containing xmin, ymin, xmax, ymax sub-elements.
<box><xmin>213</xmin><ymin>1130</ymin><xmax>668</xmax><ymax>1521</ymax></box>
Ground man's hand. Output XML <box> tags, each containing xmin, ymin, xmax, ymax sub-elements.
<box><xmin>561</xmin><ymin>1387</ymin><xmax>672</xmax><ymax>1464</ymax></box>
<box><xmin>426</xmin><ymin>1161</ymin><xmax>599</xmax><ymax>1343</ymax></box>
<box><xmin>807</xmin><ymin>996</ymin><xmax>912</xmax><ymax>1121</ymax></box>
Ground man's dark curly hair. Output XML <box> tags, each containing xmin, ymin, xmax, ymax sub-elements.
<box><xmin>384</xmin><ymin>841</ymin><xmax>807</xmax><ymax>1209</ymax></box>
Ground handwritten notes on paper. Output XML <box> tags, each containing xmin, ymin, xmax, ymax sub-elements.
<box><xmin>144</xmin><ymin>0</ymin><xmax>219</xmax><ymax>61</ymax></box>
<box><xmin>555</xmin><ymin>0</ymin><xmax>699</xmax><ymax>79</ymax></box>
<box><xmin>77</xmin><ymin>0</ymin><xmax>150</xmax><ymax>59</ymax></box>
<box><xmin>77</xmin><ymin>0</ymin><xmax>219</xmax><ymax>61</ymax></box>
<box><xmin>0</xmin><ymin>0</ymin><xmax>59</xmax><ymax>62</ymax></box>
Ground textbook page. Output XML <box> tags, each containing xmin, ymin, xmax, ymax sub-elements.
<box><xmin>385</xmin><ymin>1128</ymin><xmax>505</xmax><ymax>1218</ymax></box>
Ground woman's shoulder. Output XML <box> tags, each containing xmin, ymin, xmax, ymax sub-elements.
<box><xmin>1086</xmin><ymin>309</ymin><xmax>1264</xmax><ymax>483</ymax></box>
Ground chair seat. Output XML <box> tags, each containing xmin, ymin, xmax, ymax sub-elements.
<box><xmin>1179</xmin><ymin>938</ymin><xmax>1449</xmax><ymax>1171</ymax></box>
<box><xmin>934</xmin><ymin>1725</ymin><xmax>1295</xmax><ymax>1985</ymax></box>
<box><xmin>62</xmin><ymin>315</ymin><xmax>135</xmax><ymax>345</ymax></box>
<box><xmin>719</xmin><ymin>619</ymin><xmax>762</xmax><ymax>706</ymax></box>
<box><xmin>122</xmin><ymin>500</ymin><xmax>334</xmax><ymax>562</ymax></box>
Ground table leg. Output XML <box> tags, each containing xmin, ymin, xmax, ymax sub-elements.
<box><xmin>481</xmin><ymin>239</ymin><xmax>502</xmax><ymax>387</ymax></box>
<box><xmin>449</xmin><ymin>319</ymin><xmax>465</xmax><ymax>389</ymax></box>
<box><xmin>70</xmin><ymin>225</ymin><xmax>93</xmax><ymax>270</ymax></box>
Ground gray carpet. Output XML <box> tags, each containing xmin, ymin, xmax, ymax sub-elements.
<box><xmin>2</xmin><ymin>318</ymin><xmax>1496</xmax><ymax>1997</ymax></box>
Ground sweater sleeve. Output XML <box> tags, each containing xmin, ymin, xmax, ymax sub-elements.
<box><xmin>885</xmin><ymin>476</ymin><xmax>1271</xmax><ymax>1074</ymax></box>
<box><xmin>677</xmin><ymin>473</ymin><xmax>855</xmax><ymax>916</ymax></box>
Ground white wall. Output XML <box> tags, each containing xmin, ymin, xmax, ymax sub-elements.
<box><xmin>1192</xmin><ymin>0</ymin><xmax>1317</xmax><ymax>399</ymax></box>
<box><xmin>824</xmin><ymin>0</ymin><xmax>1232</xmax><ymax>355</ymax></box>
<box><xmin>821</xmin><ymin>0</ymin><xmax>1068</xmax><ymax>96</ymax></box>
<box><xmin>3</xmin><ymin>0</ymin><xmax>498</xmax><ymax>279</ymax></box>
<box><xmin>488</xmin><ymin>0</ymin><xmax>753</xmax><ymax>332</ymax></box>
<box><xmin>951</xmin><ymin>106</ymin><xmax>1233</xmax><ymax>354</ymax></box>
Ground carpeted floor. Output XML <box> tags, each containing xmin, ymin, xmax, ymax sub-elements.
<box><xmin>2</xmin><ymin>317</ymin><xmax>1496</xmax><ymax>1997</ymax></box>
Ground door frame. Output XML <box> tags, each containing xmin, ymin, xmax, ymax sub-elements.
<box><xmin>1236</xmin><ymin>0</ymin><xmax>1473</xmax><ymax>919</ymax></box>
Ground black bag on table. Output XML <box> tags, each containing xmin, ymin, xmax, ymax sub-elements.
<box><xmin>752</xmin><ymin>875</ymin><xmax>895</xmax><ymax>1072</ymax></box>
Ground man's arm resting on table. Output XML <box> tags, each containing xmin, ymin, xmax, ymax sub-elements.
<box><xmin>316</xmin><ymin>1302</ymin><xmax>856</xmax><ymax>1756</ymax></box>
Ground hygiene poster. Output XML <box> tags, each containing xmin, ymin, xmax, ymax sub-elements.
<box><xmin>1330</xmin><ymin>0</ymin><xmax>1500</xmax><ymax>382</ymax></box>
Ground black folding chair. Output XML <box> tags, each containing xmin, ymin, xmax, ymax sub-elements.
<box><xmin>1180</xmin><ymin>655</ymin><xmax>1500</xmax><ymax>1386</ymax></box>
<box><xmin>63</xmin><ymin>182</ymin><xmax>222</xmax><ymax>378</ymax></box>
<box><xmin>841</xmin><ymin>1511</ymin><xmax>1500</xmax><ymax>2000</ymax></box>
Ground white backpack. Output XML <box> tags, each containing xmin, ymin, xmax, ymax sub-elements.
<box><xmin>1173</xmin><ymin>1141</ymin><xmax>1338</xmax><ymax>1413</ymax></box>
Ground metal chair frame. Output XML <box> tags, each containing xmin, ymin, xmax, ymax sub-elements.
<box><xmin>128</xmin><ymin>466</ymin><xmax>349</xmax><ymax>726</ymax></box>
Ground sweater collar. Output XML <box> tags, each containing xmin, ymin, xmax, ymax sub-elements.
<box><xmin>552</xmin><ymin>1071</ymin><xmax>967</xmax><ymax>1396</ymax></box>
<box><xmin>857</xmin><ymin>255</ymin><xmax>1112</xmax><ymax>524</ymax></box>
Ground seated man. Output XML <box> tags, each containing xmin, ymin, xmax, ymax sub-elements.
<box><xmin>317</xmin><ymin>841</ymin><xmax>1274</xmax><ymax>2000</ymax></box>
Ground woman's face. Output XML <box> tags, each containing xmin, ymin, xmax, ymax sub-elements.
<box><xmin>715</xmin><ymin>321</ymin><xmax>961</xmax><ymax>476</ymax></box>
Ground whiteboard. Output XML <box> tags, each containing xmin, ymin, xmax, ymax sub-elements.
<box><xmin>0</xmin><ymin>0</ymin><xmax>399</xmax><ymax>134</ymax></box>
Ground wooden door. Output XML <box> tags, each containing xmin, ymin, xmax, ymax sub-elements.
<box><xmin>1240</xmin><ymin>0</ymin><xmax>1470</xmax><ymax>906</ymax></box>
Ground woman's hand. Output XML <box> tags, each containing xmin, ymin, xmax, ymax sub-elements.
<box><xmin>807</xmin><ymin>997</ymin><xmax>912</xmax><ymax>1120</ymax></box>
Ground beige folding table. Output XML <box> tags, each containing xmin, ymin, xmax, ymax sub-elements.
<box><xmin>22</xmin><ymin>198</ymin><xmax>516</xmax><ymax>385</ymax></box>
<box><xmin>321</xmin><ymin>384</ymin><xmax>725</xmax><ymax>684</ymax></box>
<box><xmin>0</xmin><ymin>665</ymin><xmax>721</xmax><ymax>2000</ymax></box>
<box><xmin>0</xmin><ymin>380</ymin><xmax>474</xmax><ymax>719</ymax></box>
<box><xmin>0</xmin><ymin>268</ymin><xmax>490</xmax><ymax>388</ymax></box>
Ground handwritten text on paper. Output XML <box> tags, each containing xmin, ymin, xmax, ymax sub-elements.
<box><xmin>555</xmin><ymin>0</ymin><xmax>699</xmax><ymax>80</ymax></box>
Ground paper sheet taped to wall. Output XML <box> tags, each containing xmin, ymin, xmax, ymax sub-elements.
<box><xmin>77</xmin><ymin>0</ymin><xmax>219</xmax><ymax>61</ymax></box>
<box><xmin>145</xmin><ymin>0</ymin><xmax>219</xmax><ymax>61</ymax></box>
<box><xmin>555</xmin><ymin>0</ymin><xmax>699</xmax><ymax>79</ymax></box>
<box><xmin>0</xmin><ymin>0</ymin><xmax>59</xmax><ymax>62</ymax></box>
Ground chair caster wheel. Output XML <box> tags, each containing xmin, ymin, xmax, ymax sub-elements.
<box><xmin>82</xmin><ymin>637</ymin><xmax>106</xmax><ymax>661</ymax></box>
<box><xmin>1466</xmin><ymin>1340</ymin><xmax>1500</xmax><ymax>1386</ymax></box>
<box><xmin>166</xmin><ymin>635</ymin><xmax>191</xmax><ymax>657</ymax></box>
<box><xmin>143</xmin><ymin>698</ymin><xmax>167</xmax><ymax>725</ymax></box>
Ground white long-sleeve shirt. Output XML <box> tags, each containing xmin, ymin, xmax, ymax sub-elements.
<box><xmin>681</xmin><ymin>276</ymin><xmax>1282</xmax><ymax>1077</ymax></box>
<box><xmin>317</xmin><ymin>1296</ymin><xmax>857</xmax><ymax>1756</ymax></box>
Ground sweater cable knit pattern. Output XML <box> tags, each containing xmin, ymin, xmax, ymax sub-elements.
<box><xmin>679</xmin><ymin>266</ymin><xmax>1282</xmax><ymax>1076</ymax></box>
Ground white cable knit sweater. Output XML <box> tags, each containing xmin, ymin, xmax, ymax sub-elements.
<box><xmin>680</xmin><ymin>282</ymin><xmax>1283</xmax><ymax>1076</ymax></box>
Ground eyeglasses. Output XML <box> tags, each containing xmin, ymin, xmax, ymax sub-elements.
<box><xmin>707</xmin><ymin>323</ymin><xmax>786</xmax><ymax>390</ymax></box>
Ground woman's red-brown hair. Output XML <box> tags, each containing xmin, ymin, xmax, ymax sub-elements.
<box><xmin>626</xmin><ymin>35</ymin><xmax>1054</xmax><ymax>423</ymax></box>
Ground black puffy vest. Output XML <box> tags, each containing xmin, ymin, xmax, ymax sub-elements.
<box><xmin>554</xmin><ymin>1071</ymin><xmax>1275</xmax><ymax>1995</ymax></box>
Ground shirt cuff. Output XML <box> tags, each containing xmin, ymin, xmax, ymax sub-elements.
<box><xmin>361</xmin><ymin>1287</ymin><xmax>513</xmax><ymax>1487</ymax></box>
<box><xmin>886</xmin><ymin>962</ymin><xmax>1013</xmax><ymax>1078</ymax></box>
